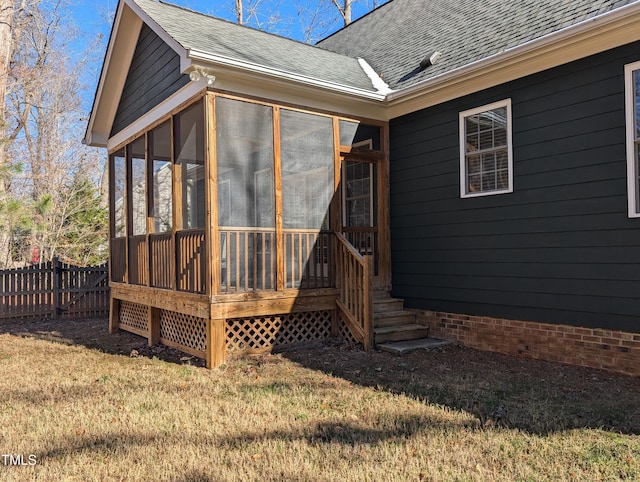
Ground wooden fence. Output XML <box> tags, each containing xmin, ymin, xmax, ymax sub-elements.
<box><xmin>0</xmin><ymin>258</ymin><xmax>109</xmax><ymax>321</ymax></box>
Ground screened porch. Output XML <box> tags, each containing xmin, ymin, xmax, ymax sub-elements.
<box><xmin>108</xmin><ymin>92</ymin><xmax>388</xmax><ymax>300</ymax></box>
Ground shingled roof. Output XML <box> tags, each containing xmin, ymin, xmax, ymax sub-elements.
<box><xmin>317</xmin><ymin>0</ymin><xmax>639</xmax><ymax>90</ymax></box>
<box><xmin>131</xmin><ymin>0</ymin><xmax>377</xmax><ymax>93</ymax></box>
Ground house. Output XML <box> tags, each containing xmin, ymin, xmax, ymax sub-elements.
<box><xmin>85</xmin><ymin>0</ymin><xmax>640</xmax><ymax>375</ymax></box>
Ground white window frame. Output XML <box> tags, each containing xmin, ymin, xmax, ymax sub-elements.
<box><xmin>459</xmin><ymin>99</ymin><xmax>513</xmax><ymax>198</ymax></box>
<box><xmin>625</xmin><ymin>61</ymin><xmax>640</xmax><ymax>218</ymax></box>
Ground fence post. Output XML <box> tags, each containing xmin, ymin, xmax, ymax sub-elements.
<box><xmin>53</xmin><ymin>257</ymin><xmax>62</xmax><ymax>319</ymax></box>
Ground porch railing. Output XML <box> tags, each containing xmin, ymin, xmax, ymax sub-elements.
<box><xmin>283</xmin><ymin>230</ymin><xmax>334</xmax><ymax>290</ymax></box>
<box><xmin>176</xmin><ymin>229</ymin><xmax>206</xmax><ymax>294</ymax></box>
<box><xmin>149</xmin><ymin>232</ymin><xmax>172</xmax><ymax>289</ymax></box>
<box><xmin>335</xmin><ymin>232</ymin><xmax>373</xmax><ymax>350</ymax></box>
<box><xmin>342</xmin><ymin>226</ymin><xmax>378</xmax><ymax>276</ymax></box>
<box><xmin>219</xmin><ymin>228</ymin><xmax>277</xmax><ymax>293</ymax></box>
<box><xmin>218</xmin><ymin>228</ymin><xmax>334</xmax><ymax>293</ymax></box>
<box><xmin>128</xmin><ymin>235</ymin><xmax>148</xmax><ymax>286</ymax></box>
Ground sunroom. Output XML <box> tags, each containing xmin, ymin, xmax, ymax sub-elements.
<box><xmin>108</xmin><ymin>91</ymin><xmax>392</xmax><ymax>367</ymax></box>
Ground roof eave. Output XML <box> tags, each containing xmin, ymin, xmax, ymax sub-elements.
<box><xmin>187</xmin><ymin>48</ymin><xmax>387</xmax><ymax>101</ymax></box>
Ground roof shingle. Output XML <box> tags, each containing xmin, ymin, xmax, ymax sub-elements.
<box><xmin>132</xmin><ymin>0</ymin><xmax>377</xmax><ymax>92</ymax></box>
<box><xmin>317</xmin><ymin>0</ymin><xmax>639</xmax><ymax>89</ymax></box>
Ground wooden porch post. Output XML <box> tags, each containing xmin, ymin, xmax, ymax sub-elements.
<box><xmin>207</xmin><ymin>318</ymin><xmax>226</xmax><ymax>368</ymax></box>
<box><xmin>148</xmin><ymin>306</ymin><xmax>161</xmax><ymax>346</ymax></box>
<box><xmin>109</xmin><ymin>297</ymin><xmax>120</xmax><ymax>334</ymax></box>
<box><xmin>206</xmin><ymin>93</ymin><xmax>220</xmax><ymax>296</ymax></box>
<box><xmin>273</xmin><ymin>107</ymin><xmax>285</xmax><ymax>291</ymax></box>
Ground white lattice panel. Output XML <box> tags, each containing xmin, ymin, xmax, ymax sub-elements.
<box><xmin>226</xmin><ymin>310</ymin><xmax>332</xmax><ymax>352</ymax></box>
<box><xmin>159</xmin><ymin>310</ymin><xmax>207</xmax><ymax>352</ymax></box>
<box><xmin>119</xmin><ymin>301</ymin><xmax>149</xmax><ymax>334</ymax></box>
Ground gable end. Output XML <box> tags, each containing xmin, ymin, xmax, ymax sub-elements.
<box><xmin>110</xmin><ymin>23</ymin><xmax>189</xmax><ymax>138</ymax></box>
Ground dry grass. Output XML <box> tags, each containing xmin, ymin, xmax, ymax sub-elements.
<box><xmin>0</xmin><ymin>318</ymin><xmax>639</xmax><ymax>481</ymax></box>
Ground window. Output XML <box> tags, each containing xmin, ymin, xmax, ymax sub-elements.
<box><xmin>459</xmin><ymin>99</ymin><xmax>513</xmax><ymax>198</ymax></box>
<box><xmin>625</xmin><ymin>61</ymin><xmax>640</xmax><ymax>218</ymax></box>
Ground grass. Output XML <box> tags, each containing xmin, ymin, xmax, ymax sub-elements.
<box><xmin>0</xmin><ymin>318</ymin><xmax>639</xmax><ymax>481</ymax></box>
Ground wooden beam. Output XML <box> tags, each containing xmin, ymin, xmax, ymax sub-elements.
<box><xmin>171</xmin><ymin>114</ymin><xmax>182</xmax><ymax>290</ymax></box>
<box><xmin>149</xmin><ymin>306</ymin><xmax>161</xmax><ymax>345</ymax></box>
<box><xmin>377</xmin><ymin>122</ymin><xmax>392</xmax><ymax>291</ymax></box>
<box><xmin>273</xmin><ymin>107</ymin><xmax>285</xmax><ymax>291</ymax></box>
<box><xmin>206</xmin><ymin>93</ymin><xmax>220</xmax><ymax>296</ymax></box>
<box><xmin>209</xmin><ymin>289</ymin><xmax>339</xmax><ymax>319</ymax></box>
<box><xmin>109</xmin><ymin>296</ymin><xmax>120</xmax><ymax>334</ymax></box>
<box><xmin>207</xmin><ymin>318</ymin><xmax>226</xmax><ymax>368</ymax></box>
<box><xmin>111</xmin><ymin>283</ymin><xmax>209</xmax><ymax>319</ymax></box>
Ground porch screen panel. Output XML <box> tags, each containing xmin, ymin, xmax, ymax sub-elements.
<box><xmin>130</xmin><ymin>137</ymin><xmax>146</xmax><ymax>236</ymax></box>
<box><xmin>149</xmin><ymin>121</ymin><xmax>172</xmax><ymax>288</ymax></box>
<box><xmin>175</xmin><ymin>100</ymin><xmax>205</xmax><ymax>293</ymax></box>
<box><xmin>175</xmin><ymin>100</ymin><xmax>205</xmax><ymax>230</ymax></box>
<box><xmin>128</xmin><ymin>137</ymin><xmax>147</xmax><ymax>285</ymax></box>
<box><xmin>150</xmin><ymin>121</ymin><xmax>172</xmax><ymax>233</ymax></box>
<box><xmin>281</xmin><ymin>110</ymin><xmax>334</xmax><ymax>288</ymax></box>
<box><xmin>339</xmin><ymin>120</ymin><xmax>381</xmax><ymax>151</ymax></box>
<box><xmin>110</xmin><ymin>149</ymin><xmax>126</xmax><ymax>282</ymax></box>
<box><xmin>216</xmin><ymin>97</ymin><xmax>275</xmax><ymax>291</ymax></box>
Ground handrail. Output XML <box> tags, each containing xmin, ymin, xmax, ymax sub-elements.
<box><xmin>335</xmin><ymin>232</ymin><xmax>374</xmax><ymax>350</ymax></box>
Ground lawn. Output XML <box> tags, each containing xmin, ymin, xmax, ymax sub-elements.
<box><xmin>0</xmin><ymin>318</ymin><xmax>639</xmax><ymax>481</ymax></box>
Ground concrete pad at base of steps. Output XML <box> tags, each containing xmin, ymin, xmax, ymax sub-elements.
<box><xmin>377</xmin><ymin>338</ymin><xmax>453</xmax><ymax>355</ymax></box>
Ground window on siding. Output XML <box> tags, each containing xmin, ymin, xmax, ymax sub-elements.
<box><xmin>625</xmin><ymin>61</ymin><xmax>640</xmax><ymax>218</ymax></box>
<box><xmin>459</xmin><ymin>99</ymin><xmax>513</xmax><ymax>198</ymax></box>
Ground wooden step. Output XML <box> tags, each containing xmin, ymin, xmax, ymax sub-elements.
<box><xmin>374</xmin><ymin>309</ymin><xmax>416</xmax><ymax>327</ymax></box>
<box><xmin>374</xmin><ymin>323</ymin><xmax>430</xmax><ymax>344</ymax></box>
<box><xmin>373</xmin><ymin>297</ymin><xmax>405</xmax><ymax>313</ymax></box>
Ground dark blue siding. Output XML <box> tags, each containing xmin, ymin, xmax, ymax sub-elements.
<box><xmin>389</xmin><ymin>41</ymin><xmax>640</xmax><ymax>333</ymax></box>
<box><xmin>110</xmin><ymin>24</ymin><xmax>189</xmax><ymax>137</ymax></box>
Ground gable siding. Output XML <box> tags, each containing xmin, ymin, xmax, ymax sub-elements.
<box><xmin>110</xmin><ymin>24</ymin><xmax>189</xmax><ymax>138</ymax></box>
<box><xmin>389</xmin><ymin>41</ymin><xmax>640</xmax><ymax>333</ymax></box>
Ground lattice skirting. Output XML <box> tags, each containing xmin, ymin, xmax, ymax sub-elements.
<box><xmin>226</xmin><ymin>310</ymin><xmax>333</xmax><ymax>353</ymax></box>
<box><xmin>119</xmin><ymin>300</ymin><xmax>149</xmax><ymax>336</ymax></box>
<box><xmin>336</xmin><ymin>310</ymin><xmax>359</xmax><ymax>345</ymax></box>
<box><xmin>159</xmin><ymin>310</ymin><xmax>207</xmax><ymax>356</ymax></box>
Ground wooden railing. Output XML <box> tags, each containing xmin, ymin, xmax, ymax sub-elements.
<box><xmin>219</xmin><ymin>228</ymin><xmax>276</xmax><ymax>293</ymax></box>
<box><xmin>342</xmin><ymin>226</ymin><xmax>378</xmax><ymax>276</ymax></box>
<box><xmin>218</xmin><ymin>228</ymin><xmax>334</xmax><ymax>292</ymax></box>
<box><xmin>128</xmin><ymin>235</ymin><xmax>148</xmax><ymax>285</ymax></box>
<box><xmin>149</xmin><ymin>232</ymin><xmax>172</xmax><ymax>289</ymax></box>
<box><xmin>110</xmin><ymin>237</ymin><xmax>126</xmax><ymax>283</ymax></box>
<box><xmin>283</xmin><ymin>230</ymin><xmax>334</xmax><ymax>290</ymax></box>
<box><xmin>176</xmin><ymin>229</ymin><xmax>206</xmax><ymax>294</ymax></box>
<box><xmin>335</xmin><ymin>232</ymin><xmax>373</xmax><ymax>350</ymax></box>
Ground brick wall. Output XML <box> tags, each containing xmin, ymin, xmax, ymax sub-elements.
<box><xmin>413</xmin><ymin>310</ymin><xmax>640</xmax><ymax>377</ymax></box>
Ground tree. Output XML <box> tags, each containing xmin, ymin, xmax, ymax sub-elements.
<box><xmin>0</xmin><ymin>0</ymin><xmax>18</xmax><ymax>268</ymax></box>
<box><xmin>229</xmin><ymin>0</ymin><xmax>386</xmax><ymax>43</ymax></box>
<box><xmin>2</xmin><ymin>0</ymin><xmax>108</xmax><ymax>266</ymax></box>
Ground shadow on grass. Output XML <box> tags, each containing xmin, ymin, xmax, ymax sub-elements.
<box><xmin>0</xmin><ymin>317</ymin><xmax>205</xmax><ymax>366</ymax></box>
<box><xmin>278</xmin><ymin>340</ymin><xmax>640</xmax><ymax>436</ymax></box>
<box><xmin>2</xmin><ymin>317</ymin><xmax>639</xmax><ymax>436</ymax></box>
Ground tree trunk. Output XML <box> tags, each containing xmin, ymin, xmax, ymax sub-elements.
<box><xmin>343</xmin><ymin>0</ymin><xmax>351</xmax><ymax>25</ymax></box>
<box><xmin>235</xmin><ymin>0</ymin><xmax>243</xmax><ymax>24</ymax></box>
<box><xmin>0</xmin><ymin>0</ymin><xmax>15</xmax><ymax>267</ymax></box>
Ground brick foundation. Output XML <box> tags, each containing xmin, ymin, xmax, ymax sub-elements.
<box><xmin>414</xmin><ymin>310</ymin><xmax>640</xmax><ymax>377</ymax></box>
